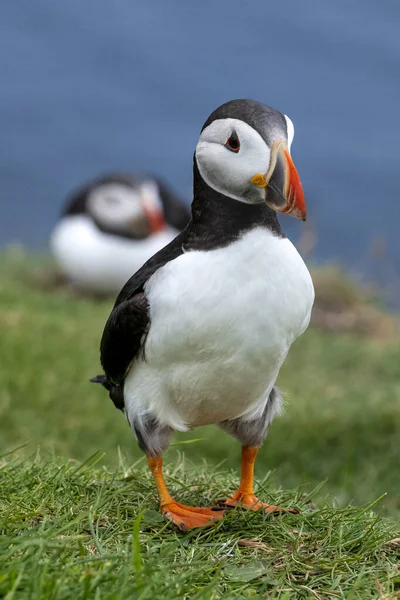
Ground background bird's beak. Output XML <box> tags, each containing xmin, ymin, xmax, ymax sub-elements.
<box><xmin>142</xmin><ymin>206</ymin><xmax>167</xmax><ymax>233</ymax></box>
<box><xmin>127</xmin><ymin>208</ymin><xmax>166</xmax><ymax>239</ymax></box>
<box><xmin>251</xmin><ymin>141</ymin><xmax>306</xmax><ymax>221</ymax></box>
<box><xmin>138</xmin><ymin>195</ymin><xmax>167</xmax><ymax>234</ymax></box>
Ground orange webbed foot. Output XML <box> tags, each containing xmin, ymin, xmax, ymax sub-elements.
<box><xmin>161</xmin><ymin>502</ymin><xmax>225</xmax><ymax>532</ymax></box>
<box><xmin>215</xmin><ymin>491</ymin><xmax>298</xmax><ymax>515</ymax></box>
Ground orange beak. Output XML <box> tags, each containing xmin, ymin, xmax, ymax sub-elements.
<box><xmin>251</xmin><ymin>141</ymin><xmax>306</xmax><ymax>221</ymax></box>
<box><xmin>143</xmin><ymin>206</ymin><xmax>167</xmax><ymax>233</ymax></box>
<box><xmin>139</xmin><ymin>195</ymin><xmax>167</xmax><ymax>234</ymax></box>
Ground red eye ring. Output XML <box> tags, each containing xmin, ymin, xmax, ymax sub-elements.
<box><xmin>225</xmin><ymin>132</ymin><xmax>240</xmax><ymax>153</ymax></box>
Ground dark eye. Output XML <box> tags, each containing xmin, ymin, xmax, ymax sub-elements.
<box><xmin>225</xmin><ymin>131</ymin><xmax>240</xmax><ymax>153</ymax></box>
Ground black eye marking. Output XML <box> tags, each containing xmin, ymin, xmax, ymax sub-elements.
<box><xmin>225</xmin><ymin>131</ymin><xmax>240</xmax><ymax>153</ymax></box>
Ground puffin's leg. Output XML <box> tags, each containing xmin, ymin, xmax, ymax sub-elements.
<box><xmin>216</xmin><ymin>387</ymin><xmax>298</xmax><ymax>515</ymax></box>
<box><xmin>147</xmin><ymin>455</ymin><xmax>224</xmax><ymax>531</ymax></box>
<box><xmin>218</xmin><ymin>446</ymin><xmax>297</xmax><ymax>514</ymax></box>
<box><xmin>132</xmin><ymin>412</ymin><xmax>224</xmax><ymax>531</ymax></box>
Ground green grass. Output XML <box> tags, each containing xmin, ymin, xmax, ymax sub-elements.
<box><xmin>1</xmin><ymin>452</ymin><xmax>399</xmax><ymax>599</ymax></box>
<box><xmin>1</xmin><ymin>252</ymin><xmax>400</xmax><ymax>514</ymax></box>
<box><xmin>1</xmin><ymin>251</ymin><xmax>400</xmax><ymax>597</ymax></box>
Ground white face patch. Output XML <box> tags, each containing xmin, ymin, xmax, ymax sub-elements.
<box><xmin>284</xmin><ymin>115</ymin><xmax>295</xmax><ymax>153</ymax></box>
<box><xmin>195</xmin><ymin>118</ymin><xmax>271</xmax><ymax>204</ymax></box>
<box><xmin>87</xmin><ymin>183</ymin><xmax>144</xmax><ymax>228</ymax></box>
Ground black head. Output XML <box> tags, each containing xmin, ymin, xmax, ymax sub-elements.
<box><xmin>201</xmin><ymin>99</ymin><xmax>291</xmax><ymax>148</ymax></box>
<box><xmin>194</xmin><ymin>99</ymin><xmax>305</xmax><ymax>221</ymax></box>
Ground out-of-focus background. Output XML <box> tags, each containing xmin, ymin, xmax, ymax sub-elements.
<box><xmin>1</xmin><ymin>1</ymin><xmax>399</xmax><ymax>513</ymax></box>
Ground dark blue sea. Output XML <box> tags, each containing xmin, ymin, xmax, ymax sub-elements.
<box><xmin>1</xmin><ymin>0</ymin><xmax>399</xmax><ymax>301</ymax></box>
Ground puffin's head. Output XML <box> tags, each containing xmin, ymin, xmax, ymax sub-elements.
<box><xmin>195</xmin><ymin>99</ymin><xmax>306</xmax><ymax>220</ymax></box>
<box><xmin>65</xmin><ymin>175</ymin><xmax>167</xmax><ymax>239</ymax></box>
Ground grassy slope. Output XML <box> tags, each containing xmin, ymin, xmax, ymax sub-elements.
<box><xmin>1</xmin><ymin>253</ymin><xmax>400</xmax><ymax>514</ymax></box>
<box><xmin>1</xmin><ymin>253</ymin><xmax>400</xmax><ymax>598</ymax></box>
<box><xmin>1</xmin><ymin>454</ymin><xmax>399</xmax><ymax>599</ymax></box>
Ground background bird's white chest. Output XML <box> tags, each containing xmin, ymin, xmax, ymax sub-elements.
<box><xmin>50</xmin><ymin>215</ymin><xmax>177</xmax><ymax>293</ymax></box>
<box><xmin>126</xmin><ymin>228</ymin><xmax>314</xmax><ymax>429</ymax></box>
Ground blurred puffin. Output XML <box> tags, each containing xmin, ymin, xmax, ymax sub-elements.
<box><xmin>50</xmin><ymin>173</ymin><xmax>190</xmax><ymax>294</ymax></box>
<box><xmin>92</xmin><ymin>99</ymin><xmax>315</xmax><ymax>531</ymax></box>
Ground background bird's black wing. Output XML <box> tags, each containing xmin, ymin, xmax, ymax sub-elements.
<box><xmin>91</xmin><ymin>229</ymin><xmax>189</xmax><ymax>409</ymax></box>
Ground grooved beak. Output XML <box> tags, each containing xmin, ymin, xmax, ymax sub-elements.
<box><xmin>251</xmin><ymin>141</ymin><xmax>306</xmax><ymax>221</ymax></box>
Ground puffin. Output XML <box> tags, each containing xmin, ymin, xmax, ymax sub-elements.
<box><xmin>91</xmin><ymin>99</ymin><xmax>315</xmax><ymax>531</ymax></box>
<box><xmin>50</xmin><ymin>173</ymin><xmax>191</xmax><ymax>294</ymax></box>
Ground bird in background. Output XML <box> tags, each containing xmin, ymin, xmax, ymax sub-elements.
<box><xmin>92</xmin><ymin>99</ymin><xmax>315</xmax><ymax>531</ymax></box>
<box><xmin>50</xmin><ymin>173</ymin><xmax>191</xmax><ymax>294</ymax></box>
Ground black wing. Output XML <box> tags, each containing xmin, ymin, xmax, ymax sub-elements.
<box><xmin>100</xmin><ymin>293</ymin><xmax>149</xmax><ymax>383</ymax></box>
<box><xmin>91</xmin><ymin>229</ymin><xmax>188</xmax><ymax>409</ymax></box>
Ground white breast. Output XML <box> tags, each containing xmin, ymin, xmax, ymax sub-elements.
<box><xmin>50</xmin><ymin>215</ymin><xmax>178</xmax><ymax>294</ymax></box>
<box><xmin>124</xmin><ymin>227</ymin><xmax>314</xmax><ymax>431</ymax></box>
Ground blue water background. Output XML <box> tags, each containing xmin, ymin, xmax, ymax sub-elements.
<box><xmin>1</xmin><ymin>0</ymin><xmax>399</xmax><ymax>300</ymax></box>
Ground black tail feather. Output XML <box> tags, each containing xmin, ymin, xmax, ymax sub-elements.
<box><xmin>90</xmin><ymin>374</ymin><xmax>111</xmax><ymax>390</ymax></box>
<box><xmin>90</xmin><ymin>374</ymin><xmax>125</xmax><ymax>411</ymax></box>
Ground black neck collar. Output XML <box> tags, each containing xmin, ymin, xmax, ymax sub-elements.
<box><xmin>183</xmin><ymin>158</ymin><xmax>283</xmax><ymax>251</ymax></box>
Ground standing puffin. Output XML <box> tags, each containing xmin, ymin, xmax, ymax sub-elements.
<box><xmin>50</xmin><ymin>173</ymin><xmax>190</xmax><ymax>294</ymax></box>
<box><xmin>92</xmin><ymin>99</ymin><xmax>315</xmax><ymax>531</ymax></box>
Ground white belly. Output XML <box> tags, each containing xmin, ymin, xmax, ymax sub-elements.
<box><xmin>50</xmin><ymin>215</ymin><xmax>178</xmax><ymax>294</ymax></box>
<box><xmin>124</xmin><ymin>227</ymin><xmax>314</xmax><ymax>430</ymax></box>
